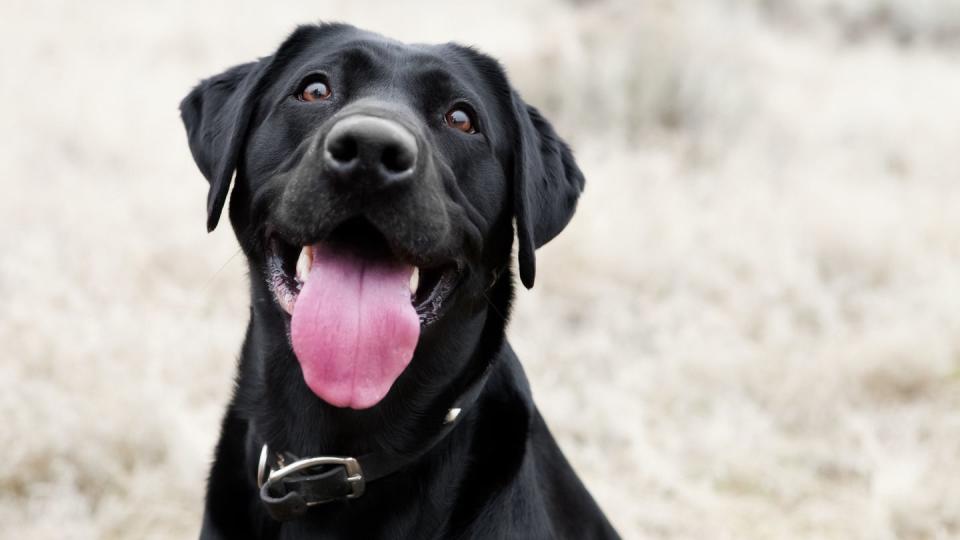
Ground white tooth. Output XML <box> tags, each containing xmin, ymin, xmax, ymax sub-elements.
<box><xmin>280</xmin><ymin>292</ymin><xmax>296</xmax><ymax>316</ymax></box>
<box><xmin>296</xmin><ymin>247</ymin><xmax>312</xmax><ymax>282</ymax></box>
<box><xmin>409</xmin><ymin>268</ymin><xmax>420</xmax><ymax>295</ymax></box>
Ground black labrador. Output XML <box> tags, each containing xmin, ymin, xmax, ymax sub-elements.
<box><xmin>181</xmin><ymin>23</ymin><xmax>619</xmax><ymax>539</ymax></box>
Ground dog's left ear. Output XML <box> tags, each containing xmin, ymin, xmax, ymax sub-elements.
<box><xmin>511</xmin><ymin>93</ymin><xmax>585</xmax><ymax>289</ymax></box>
<box><xmin>179</xmin><ymin>59</ymin><xmax>270</xmax><ymax>232</ymax></box>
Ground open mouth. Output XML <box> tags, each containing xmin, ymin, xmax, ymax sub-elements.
<box><xmin>265</xmin><ymin>220</ymin><xmax>460</xmax><ymax>327</ymax></box>
<box><xmin>262</xmin><ymin>218</ymin><xmax>461</xmax><ymax>409</ymax></box>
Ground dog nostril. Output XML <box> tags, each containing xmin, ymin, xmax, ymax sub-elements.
<box><xmin>381</xmin><ymin>144</ymin><xmax>415</xmax><ymax>174</ymax></box>
<box><xmin>327</xmin><ymin>134</ymin><xmax>358</xmax><ymax>164</ymax></box>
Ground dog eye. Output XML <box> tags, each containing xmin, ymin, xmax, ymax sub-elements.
<box><xmin>444</xmin><ymin>108</ymin><xmax>477</xmax><ymax>134</ymax></box>
<box><xmin>298</xmin><ymin>78</ymin><xmax>332</xmax><ymax>102</ymax></box>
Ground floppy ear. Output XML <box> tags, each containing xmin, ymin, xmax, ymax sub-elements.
<box><xmin>511</xmin><ymin>93</ymin><xmax>585</xmax><ymax>289</ymax></box>
<box><xmin>179</xmin><ymin>60</ymin><xmax>269</xmax><ymax>232</ymax></box>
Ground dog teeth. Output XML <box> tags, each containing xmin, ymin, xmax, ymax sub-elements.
<box><xmin>409</xmin><ymin>268</ymin><xmax>420</xmax><ymax>296</ymax></box>
<box><xmin>296</xmin><ymin>247</ymin><xmax>313</xmax><ymax>283</ymax></box>
<box><xmin>278</xmin><ymin>291</ymin><xmax>296</xmax><ymax>316</ymax></box>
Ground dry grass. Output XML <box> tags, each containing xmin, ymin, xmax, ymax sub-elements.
<box><xmin>2</xmin><ymin>0</ymin><xmax>959</xmax><ymax>538</ymax></box>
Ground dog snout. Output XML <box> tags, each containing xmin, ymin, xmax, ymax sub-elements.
<box><xmin>323</xmin><ymin>115</ymin><xmax>418</xmax><ymax>190</ymax></box>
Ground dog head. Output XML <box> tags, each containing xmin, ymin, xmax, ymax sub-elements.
<box><xmin>180</xmin><ymin>24</ymin><xmax>583</xmax><ymax>410</ymax></box>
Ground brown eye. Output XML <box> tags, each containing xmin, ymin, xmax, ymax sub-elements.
<box><xmin>445</xmin><ymin>108</ymin><xmax>476</xmax><ymax>134</ymax></box>
<box><xmin>299</xmin><ymin>80</ymin><xmax>332</xmax><ymax>102</ymax></box>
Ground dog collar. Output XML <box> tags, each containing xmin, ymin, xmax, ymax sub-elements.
<box><xmin>257</xmin><ymin>362</ymin><xmax>494</xmax><ymax>521</ymax></box>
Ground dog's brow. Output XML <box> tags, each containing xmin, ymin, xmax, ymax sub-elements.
<box><xmin>415</xmin><ymin>66</ymin><xmax>451</xmax><ymax>81</ymax></box>
<box><xmin>412</xmin><ymin>67</ymin><xmax>457</xmax><ymax>92</ymax></box>
<box><xmin>336</xmin><ymin>46</ymin><xmax>379</xmax><ymax>71</ymax></box>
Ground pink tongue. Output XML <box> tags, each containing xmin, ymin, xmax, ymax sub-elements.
<box><xmin>290</xmin><ymin>245</ymin><xmax>420</xmax><ymax>409</ymax></box>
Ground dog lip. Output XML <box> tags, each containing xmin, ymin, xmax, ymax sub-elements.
<box><xmin>412</xmin><ymin>263</ymin><xmax>462</xmax><ymax>326</ymax></box>
<box><xmin>266</xmin><ymin>237</ymin><xmax>300</xmax><ymax>315</ymax></box>
<box><xmin>264</xmin><ymin>231</ymin><xmax>461</xmax><ymax>326</ymax></box>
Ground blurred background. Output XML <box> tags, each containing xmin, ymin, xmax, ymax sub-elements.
<box><xmin>2</xmin><ymin>0</ymin><xmax>960</xmax><ymax>538</ymax></box>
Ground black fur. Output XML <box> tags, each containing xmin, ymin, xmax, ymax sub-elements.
<box><xmin>181</xmin><ymin>23</ymin><xmax>618</xmax><ymax>539</ymax></box>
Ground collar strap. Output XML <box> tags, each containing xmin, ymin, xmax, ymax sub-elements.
<box><xmin>258</xmin><ymin>362</ymin><xmax>494</xmax><ymax>521</ymax></box>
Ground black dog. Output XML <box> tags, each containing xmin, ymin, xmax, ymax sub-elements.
<box><xmin>181</xmin><ymin>23</ymin><xmax>619</xmax><ymax>539</ymax></box>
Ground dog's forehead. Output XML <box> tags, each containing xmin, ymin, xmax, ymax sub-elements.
<box><xmin>289</xmin><ymin>29</ymin><xmax>479</xmax><ymax>89</ymax></box>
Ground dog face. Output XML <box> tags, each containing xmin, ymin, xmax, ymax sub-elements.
<box><xmin>181</xmin><ymin>24</ymin><xmax>583</xmax><ymax>410</ymax></box>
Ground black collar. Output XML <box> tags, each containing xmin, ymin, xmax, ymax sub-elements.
<box><xmin>256</xmin><ymin>362</ymin><xmax>494</xmax><ymax>522</ymax></box>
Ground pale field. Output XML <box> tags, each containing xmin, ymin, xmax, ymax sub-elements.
<box><xmin>1</xmin><ymin>0</ymin><xmax>959</xmax><ymax>538</ymax></box>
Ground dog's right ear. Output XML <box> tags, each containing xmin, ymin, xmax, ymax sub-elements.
<box><xmin>179</xmin><ymin>60</ymin><xmax>267</xmax><ymax>232</ymax></box>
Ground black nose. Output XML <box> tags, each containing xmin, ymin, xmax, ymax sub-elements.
<box><xmin>323</xmin><ymin>115</ymin><xmax>418</xmax><ymax>189</ymax></box>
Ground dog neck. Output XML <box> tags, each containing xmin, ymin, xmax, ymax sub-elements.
<box><xmin>215</xmin><ymin>270</ymin><xmax>537</xmax><ymax>536</ymax></box>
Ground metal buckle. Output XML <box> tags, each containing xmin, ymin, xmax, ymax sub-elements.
<box><xmin>257</xmin><ymin>444</ymin><xmax>272</xmax><ymax>489</ymax></box>
<box><xmin>258</xmin><ymin>444</ymin><xmax>365</xmax><ymax>502</ymax></box>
